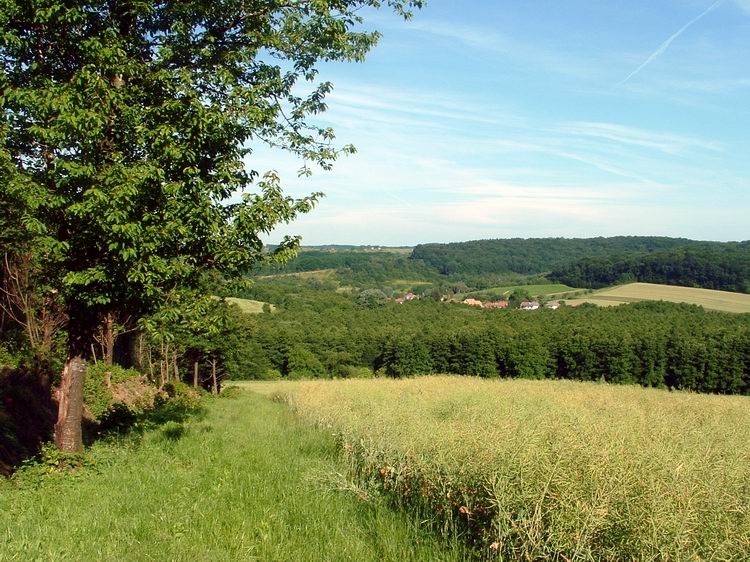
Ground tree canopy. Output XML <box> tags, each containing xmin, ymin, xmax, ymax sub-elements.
<box><xmin>0</xmin><ymin>0</ymin><xmax>423</xmax><ymax>451</ymax></box>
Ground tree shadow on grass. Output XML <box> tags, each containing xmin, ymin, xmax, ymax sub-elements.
<box><xmin>2</xmin><ymin>366</ymin><xmax>208</xmax><ymax>473</ymax></box>
<box><xmin>90</xmin><ymin>387</ymin><xmax>207</xmax><ymax>445</ymax></box>
<box><xmin>0</xmin><ymin>366</ymin><xmax>56</xmax><ymax>476</ymax></box>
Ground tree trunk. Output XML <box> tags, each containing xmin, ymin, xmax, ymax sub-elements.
<box><xmin>172</xmin><ymin>351</ymin><xmax>179</xmax><ymax>384</ymax></box>
<box><xmin>164</xmin><ymin>342</ymin><xmax>170</xmax><ymax>383</ymax></box>
<box><xmin>159</xmin><ymin>342</ymin><xmax>165</xmax><ymax>388</ymax></box>
<box><xmin>104</xmin><ymin>312</ymin><xmax>114</xmax><ymax>366</ymax></box>
<box><xmin>193</xmin><ymin>361</ymin><xmax>199</xmax><ymax>388</ymax></box>
<box><xmin>134</xmin><ymin>332</ymin><xmax>145</xmax><ymax>372</ymax></box>
<box><xmin>211</xmin><ymin>359</ymin><xmax>218</xmax><ymax>394</ymax></box>
<box><xmin>54</xmin><ymin>354</ymin><xmax>86</xmax><ymax>452</ymax></box>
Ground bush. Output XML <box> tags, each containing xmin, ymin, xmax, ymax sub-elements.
<box><xmin>356</xmin><ymin>288</ymin><xmax>388</xmax><ymax>308</ymax></box>
<box><xmin>341</xmin><ymin>366</ymin><xmax>374</xmax><ymax>379</ymax></box>
<box><xmin>159</xmin><ymin>421</ymin><xmax>186</xmax><ymax>441</ymax></box>
<box><xmin>83</xmin><ymin>363</ymin><xmax>143</xmax><ymax>422</ymax></box>
<box><xmin>285</xmin><ymin>346</ymin><xmax>326</xmax><ymax>379</ymax></box>
<box><xmin>219</xmin><ymin>386</ymin><xmax>242</xmax><ymax>399</ymax></box>
<box><xmin>0</xmin><ymin>343</ymin><xmax>17</xmax><ymax>369</ymax></box>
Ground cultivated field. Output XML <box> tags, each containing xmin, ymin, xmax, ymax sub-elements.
<box><xmin>282</xmin><ymin>376</ymin><xmax>750</xmax><ymax>560</ymax></box>
<box><xmin>566</xmin><ymin>282</ymin><xmax>750</xmax><ymax>313</ymax></box>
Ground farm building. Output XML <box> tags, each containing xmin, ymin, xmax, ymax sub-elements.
<box><xmin>483</xmin><ymin>300</ymin><xmax>509</xmax><ymax>309</ymax></box>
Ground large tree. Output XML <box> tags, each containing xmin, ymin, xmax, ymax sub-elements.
<box><xmin>0</xmin><ymin>0</ymin><xmax>422</xmax><ymax>451</ymax></box>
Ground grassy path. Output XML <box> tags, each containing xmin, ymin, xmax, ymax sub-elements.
<box><xmin>0</xmin><ymin>392</ymin><xmax>463</xmax><ymax>561</ymax></box>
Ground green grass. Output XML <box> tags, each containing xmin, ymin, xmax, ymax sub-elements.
<box><xmin>567</xmin><ymin>282</ymin><xmax>750</xmax><ymax>313</ymax></box>
<box><xmin>465</xmin><ymin>283</ymin><xmax>581</xmax><ymax>299</ymax></box>
<box><xmin>225</xmin><ymin>296</ymin><xmax>275</xmax><ymax>314</ymax></box>
<box><xmin>286</xmin><ymin>376</ymin><xmax>750</xmax><ymax>560</ymax></box>
<box><xmin>391</xmin><ymin>279</ymin><xmax>433</xmax><ymax>290</ymax></box>
<box><xmin>258</xmin><ymin>268</ymin><xmax>336</xmax><ymax>280</ymax></box>
<box><xmin>0</xmin><ymin>392</ymin><xmax>465</xmax><ymax>561</ymax></box>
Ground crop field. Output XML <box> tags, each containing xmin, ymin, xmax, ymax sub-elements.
<box><xmin>283</xmin><ymin>377</ymin><xmax>750</xmax><ymax>560</ymax></box>
<box><xmin>567</xmin><ymin>282</ymin><xmax>750</xmax><ymax>313</ymax></box>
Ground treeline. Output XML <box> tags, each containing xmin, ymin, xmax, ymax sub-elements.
<box><xmin>549</xmin><ymin>242</ymin><xmax>750</xmax><ymax>293</ymax></box>
<box><xmin>238</xmin><ymin>280</ymin><xmax>750</xmax><ymax>395</ymax></box>
<box><xmin>411</xmin><ymin>236</ymin><xmax>715</xmax><ymax>276</ymax></box>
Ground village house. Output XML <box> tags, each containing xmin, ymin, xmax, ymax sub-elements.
<box><xmin>462</xmin><ymin>298</ymin><xmax>483</xmax><ymax>307</ymax></box>
<box><xmin>396</xmin><ymin>292</ymin><xmax>419</xmax><ymax>304</ymax></box>
<box><xmin>483</xmin><ymin>300</ymin><xmax>509</xmax><ymax>309</ymax></box>
<box><xmin>544</xmin><ymin>300</ymin><xmax>562</xmax><ymax>309</ymax></box>
<box><xmin>519</xmin><ymin>300</ymin><xmax>540</xmax><ymax>310</ymax></box>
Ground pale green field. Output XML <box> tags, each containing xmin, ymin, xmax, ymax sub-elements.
<box><xmin>567</xmin><ymin>282</ymin><xmax>750</xmax><ymax>313</ymax></box>
<box><xmin>224</xmin><ymin>297</ymin><xmax>275</xmax><ymax>314</ymax></box>
<box><xmin>565</xmin><ymin>297</ymin><xmax>622</xmax><ymax>307</ymax></box>
<box><xmin>391</xmin><ymin>279</ymin><xmax>433</xmax><ymax>288</ymax></box>
<box><xmin>228</xmin><ymin>379</ymin><xmax>303</xmax><ymax>396</ymax></box>
<box><xmin>280</xmin><ymin>376</ymin><xmax>750</xmax><ymax>560</ymax></box>
<box><xmin>466</xmin><ymin>283</ymin><xmax>582</xmax><ymax>299</ymax></box>
<box><xmin>258</xmin><ymin>268</ymin><xmax>336</xmax><ymax>280</ymax></box>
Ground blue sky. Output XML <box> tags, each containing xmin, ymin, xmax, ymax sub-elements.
<box><xmin>255</xmin><ymin>0</ymin><xmax>750</xmax><ymax>246</ymax></box>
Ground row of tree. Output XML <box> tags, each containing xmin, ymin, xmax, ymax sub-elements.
<box><xmin>239</xmin><ymin>280</ymin><xmax>750</xmax><ymax>395</ymax></box>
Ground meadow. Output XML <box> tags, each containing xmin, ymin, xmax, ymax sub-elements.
<box><xmin>223</xmin><ymin>297</ymin><xmax>275</xmax><ymax>314</ymax></box>
<box><xmin>465</xmin><ymin>283</ymin><xmax>582</xmax><ymax>300</ymax></box>
<box><xmin>567</xmin><ymin>282</ymin><xmax>750</xmax><ymax>313</ymax></box>
<box><xmin>285</xmin><ymin>377</ymin><xmax>750</xmax><ymax>560</ymax></box>
<box><xmin>0</xmin><ymin>392</ymin><xmax>465</xmax><ymax>561</ymax></box>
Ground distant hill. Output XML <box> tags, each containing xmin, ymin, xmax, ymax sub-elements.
<box><xmin>410</xmin><ymin>236</ymin><xmax>709</xmax><ymax>276</ymax></box>
<box><xmin>260</xmin><ymin>237</ymin><xmax>749</xmax><ymax>294</ymax></box>
<box><xmin>300</xmin><ymin>245</ymin><xmax>412</xmax><ymax>254</ymax></box>
<box><xmin>257</xmin><ymin>249</ymin><xmax>441</xmax><ymax>288</ymax></box>
<box><xmin>549</xmin><ymin>242</ymin><xmax>750</xmax><ymax>293</ymax></box>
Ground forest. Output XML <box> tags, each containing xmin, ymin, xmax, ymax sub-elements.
<box><xmin>549</xmin><ymin>242</ymin><xmax>750</xmax><ymax>293</ymax></box>
<box><xmin>409</xmin><ymin>236</ymin><xmax>708</xmax><ymax>276</ymax></box>
<box><xmin>236</xmin><ymin>277</ymin><xmax>750</xmax><ymax>396</ymax></box>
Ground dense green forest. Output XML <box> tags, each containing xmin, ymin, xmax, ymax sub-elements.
<box><xmin>410</xmin><ymin>236</ymin><xmax>717</xmax><ymax>276</ymax></box>
<box><xmin>234</xmin><ymin>278</ymin><xmax>750</xmax><ymax>395</ymax></box>
<box><xmin>549</xmin><ymin>242</ymin><xmax>750</xmax><ymax>293</ymax></box>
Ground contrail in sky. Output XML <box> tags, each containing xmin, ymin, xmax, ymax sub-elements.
<box><xmin>617</xmin><ymin>0</ymin><xmax>726</xmax><ymax>86</ymax></box>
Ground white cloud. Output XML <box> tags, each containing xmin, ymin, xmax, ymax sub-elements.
<box><xmin>404</xmin><ymin>20</ymin><xmax>598</xmax><ymax>80</ymax></box>
<box><xmin>557</xmin><ymin>121</ymin><xmax>723</xmax><ymax>155</ymax></box>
